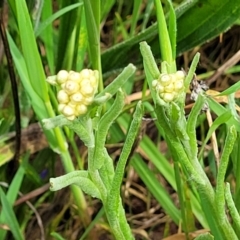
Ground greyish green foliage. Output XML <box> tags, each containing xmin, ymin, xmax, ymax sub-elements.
<box><xmin>1</xmin><ymin>0</ymin><xmax>240</xmax><ymax>239</ymax></box>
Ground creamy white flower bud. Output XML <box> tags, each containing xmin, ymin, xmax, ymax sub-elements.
<box><xmin>57</xmin><ymin>90</ymin><xmax>69</xmax><ymax>103</ymax></box>
<box><xmin>152</xmin><ymin>80</ymin><xmax>158</xmax><ymax>88</ymax></box>
<box><xmin>66</xmin><ymin>115</ymin><xmax>76</xmax><ymax>121</ymax></box>
<box><xmin>157</xmin><ymin>84</ymin><xmax>164</xmax><ymax>93</ymax></box>
<box><xmin>81</xmin><ymin>84</ymin><xmax>94</xmax><ymax>96</ymax></box>
<box><xmin>162</xmin><ymin>93</ymin><xmax>174</xmax><ymax>102</ymax></box>
<box><xmin>57</xmin><ymin>70</ymin><xmax>69</xmax><ymax>84</ymax></box>
<box><xmin>53</xmin><ymin>69</ymin><xmax>100</xmax><ymax>120</ymax></box>
<box><xmin>164</xmin><ymin>83</ymin><xmax>174</xmax><ymax>93</ymax></box>
<box><xmin>175</xmin><ymin>70</ymin><xmax>185</xmax><ymax>80</ymax></box>
<box><xmin>76</xmin><ymin>104</ymin><xmax>88</xmax><ymax>115</ymax></box>
<box><xmin>58</xmin><ymin>103</ymin><xmax>66</xmax><ymax>112</ymax></box>
<box><xmin>62</xmin><ymin>104</ymin><xmax>75</xmax><ymax>117</ymax></box>
<box><xmin>174</xmin><ymin>80</ymin><xmax>184</xmax><ymax>90</ymax></box>
<box><xmin>64</xmin><ymin>80</ymin><xmax>80</xmax><ymax>95</ymax></box>
<box><xmin>160</xmin><ymin>74</ymin><xmax>172</xmax><ymax>86</ymax></box>
<box><xmin>83</xmin><ymin>96</ymin><xmax>93</xmax><ymax>105</ymax></box>
<box><xmin>68</xmin><ymin>71</ymin><xmax>81</xmax><ymax>83</ymax></box>
<box><xmin>89</xmin><ymin>75</ymin><xmax>98</xmax><ymax>89</ymax></box>
<box><xmin>80</xmin><ymin>69</ymin><xmax>92</xmax><ymax>78</ymax></box>
<box><xmin>70</xmin><ymin>92</ymin><xmax>84</xmax><ymax>103</ymax></box>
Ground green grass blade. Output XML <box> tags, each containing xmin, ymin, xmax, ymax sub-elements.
<box><xmin>56</xmin><ymin>0</ymin><xmax>83</xmax><ymax>71</ymax></box>
<box><xmin>166</xmin><ymin>0</ymin><xmax>177</xmax><ymax>59</ymax></box>
<box><xmin>35</xmin><ymin>2</ymin><xmax>82</xmax><ymax>37</ymax></box>
<box><xmin>79</xmin><ymin>207</ymin><xmax>104</xmax><ymax>240</ymax></box>
<box><xmin>141</xmin><ymin>0</ymin><xmax>154</xmax><ymax>31</ymax></box>
<box><xmin>50</xmin><ymin>232</ymin><xmax>66</xmax><ymax>240</ymax></box>
<box><xmin>101</xmin><ymin>0</ymin><xmax>240</xmax><ymax>73</ymax></box>
<box><xmin>130</xmin><ymin>0</ymin><xmax>142</xmax><ymax>37</ymax></box>
<box><xmin>83</xmin><ymin>0</ymin><xmax>103</xmax><ymax>91</ymax></box>
<box><xmin>76</xmin><ymin>9</ymin><xmax>88</xmax><ymax>71</ymax></box>
<box><xmin>40</xmin><ymin>0</ymin><xmax>55</xmax><ymax>74</ymax></box>
<box><xmin>198</xmin><ymin>110</ymin><xmax>232</xmax><ymax>158</ymax></box>
<box><xmin>207</xmin><ymin>98</ymin><xmax>240</xmax><ymax>132</ymax></box>
<box><xmin>101</xmin><ymin>0</ymin><xmax>115</xmax><ymax>20</ymax></box>
<box><xmin>0</xmin><ymin>187</ymin><xmax>24</xmax><ymax>240</ymax></box>
<box><xmin>217</xmin><ymin>80</ymin><xmax>240</xmax><ymax>96</ymax></box>
<box><xmin>154</xmin><ymin>0</ymin><xmax>174</xmax><ymax>72</ymax></box>
<box><xmin>7</xmin><ymin>32</ymin><xmax>59</xmax><ymax>149</ymax></box>
<box><xmin>0</xmin><ymin>155</ymin><xmax>26</xmax><ymax>239</ymax></box>
<box><xmin>15</xmin><ymin>0</ymin><xmax>48</xmax><ymax>102</ymax></box>
<box><xmin>131</xmin><ymin>154</ymin><xmax>181</xmax><ymax>224</ymax></box>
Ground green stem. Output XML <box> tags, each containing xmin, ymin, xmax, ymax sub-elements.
<box><xmin>108</xmin><ymin>102</ymin><xmax>143</xmax><ymax>213</ymax></box>
<box><xmin>155</xmin><ymin>104</ymin><xmax>205</xmax><ymax>185</ymax></box>
<box><xmin>215</xmin><ymin>126</ymin><xmax>237</xmax><ymax>221</ymax></box>
<box><xmin>225</xmin><ymin>182</ymin><xmax>240</xmax><ymax>237</ymax></box>
<box><xmin>155</xmin><ymin>104</ymin><xmax>237</xmax><ymax>239</ymax></box>
<box><xmin>186</xmin><ymin>94</ymin><xmax>205</xmax><ymax>160</ymax></box>
<box><xmin>94</xmin><ymin>90</ymin><xmax>125</xmax><ymax>169</ymax></box>
<box><xmin>43</xmin><ymin>103</ymin><xmax>90</xmax><ymax>226</ymax></box>
<box><xmin>106</xmin><ymin>102</ymin><xmax>142</xmax><ymax>239</ymax></box>
<box><xmin>173</xmin><ymin>163</ymin><xmax>189</xmax><ymax>237</ymax></box>
<box><xmin>60</xmin><ymin>150</ymin><xmax>90</xmax><ymax>227</ymax></box>
<box><xmin>88</xmin><ymin>147</ymin><xmax>107</xmax><ymax>202</ymax></box>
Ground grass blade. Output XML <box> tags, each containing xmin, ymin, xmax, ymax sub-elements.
<box><xmin>0</xmin><ymin>187</ymin><xmax>24</xmax><ymax>240</ymax></box>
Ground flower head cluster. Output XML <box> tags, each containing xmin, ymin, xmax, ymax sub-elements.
<box><xmin>152</xmin><ymin>71</ymin><xmax>185</xmax><ymax>103</ymax></box>
<box><xmin>55</xmin><ymin>69</ymin><xmax>99</xmax><ymax>120</ymax></box>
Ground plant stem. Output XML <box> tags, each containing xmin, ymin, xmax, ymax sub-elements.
<box><xmin>155</xmin><ymin>104</ymin><xmax>238</xmax><ymax>239</ymax></box>
<box><xmin>60</xmin><ymin>151</ymin><xmax>90</xmax><ymax>227</ymax></box>
<box><xmin>225</xmin><ymin>182</ymin><xmax>240</xmax><ymax>238</ymax></box>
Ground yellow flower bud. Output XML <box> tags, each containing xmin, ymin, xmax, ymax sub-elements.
<box><xmin>68</xmin><ymin>71</ymin><xmax>81</xmax><ymax>83</ymax></box>
<box><xmin>66</xmin><ymin>115</ymin><xmax>76</xmax><ymax>121</ymax></box>
<box><xmin>162</xmin><ymin>93</ymin><xmax>174</xmax><ymax>102</ymax></box>
<box><xmin>81</xmin><ymin>84</ymin><xmax>94</xmax><ymax>96</ymax></box>
<box><xmin>83</xmin><ymin>96</ymin><xmax>94</xmax><ymax>105</ymax></box>
<box><xmin>62</xmin><ymin>104</ymin><xmax>75</xmax><ymax>117</ymax></box>
<box><xmin>157</xmin><ymin>84</ymin><xmax>164</xmax><ymax>93</ymax></box>
<box><xmin>76</xmin><ymin>104</ymin><xmax>88</xmax><ymax>115</ymax></box>
<box><xmin>175</xmin><ymin>70</ymin><xmax>185</xmax><ymax>80</ymax></box>
<box><xmin>57</xmin><ymin>90</ymin><xmax>69</xmax><ymax>103</ymax></box>
<box><xmin>58</xmin><ymin>103</ymin><xmax>66</xmax><ymax>112</ymax></box>
<box><xmin>174</xmin><ymin>80</ymin><xmax>184</xmax><ymax>91</ymax></box>
<box><xmin>160</xmin><ymin>74</ymin><xmax>172</xmax><ymax>86</ymax></box>
<box><xmin>152</xmin><ymin>80</ymin><xmax>158</xmax><ymax>88</ymax></box>
<box><xmin>57</xmin><ymin>70</ymin><xmax>69</xmax><ymax>84</ymax></box>
<box><xmin>70</xmin><ymin>92</ymin><xmax>84</xmax><ymax>104</ymax></box>
<box><xmin>80</xmin><ymin>69</ymin><xmax>92</xmax><ymax>79</ymax></box>
<box><xmin>89</xmin><ymin>76</ymin><xmax>98</xmax><ymax>90</ymax></box>
<box><xmin>64</xmin><ymin>80</ymin><xmax>80</xmax><ymax>95</ymax></box>
<box><xmin>52</xmin><ymin>69</ymin><xmax>100</xmax><ymax>120</ymax></box>
<box><xmin>164</xmin><ymin>83</ymin><xmax>174</xmax><ymax>93</ymax></box>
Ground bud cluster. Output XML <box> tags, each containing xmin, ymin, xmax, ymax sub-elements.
<box><xmin>152</xmin><ymin>71</ymin><xmax>185</xmax><ymax>103</ymax></box>
<box><xmin>55</xmin><ymin>69</ymin><xmax>99</xmax><ymax>120</ymax></box>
